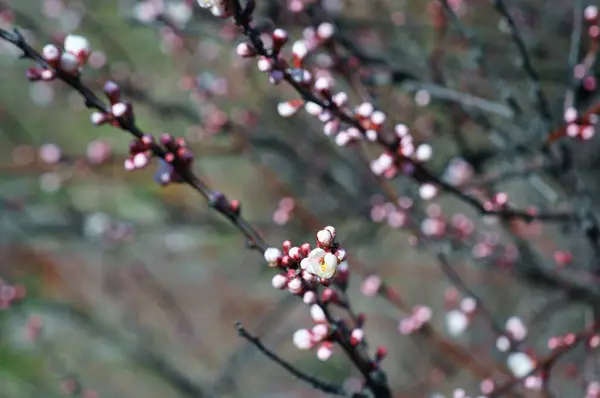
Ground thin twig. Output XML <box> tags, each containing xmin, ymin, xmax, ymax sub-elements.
<box><xmin>235</xmin><ymin>322</ymin><xmax>352</xmax><ymax>397</ymax></box>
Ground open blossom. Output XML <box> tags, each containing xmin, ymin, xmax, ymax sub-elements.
<box><xmin>300</xmin><ymin>248</ymin><xmax>338</xmax><ymax>279</ymax></box>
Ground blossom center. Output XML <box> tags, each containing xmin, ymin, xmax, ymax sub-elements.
<box><xmin>319</xmin><ymin>257</ymin><xmax>327</xmax><ymax>273</ymax></box>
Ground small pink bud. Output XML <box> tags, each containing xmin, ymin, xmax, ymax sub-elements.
<box><xmin>323</xmin><ymin>120</ymin><xmax>339</xmax><ymax>136</ymax></box>
<box><xmin>41</xmin><ymin>69</ymin><xmax>56</xmax><ymax>81</ymax></box>
<box><xmin>293</xmin><ymin>328</ymin><xmax>313</xmax><ymax>350</ymax></box>
<box><xmin>316</xmin><ymin>229</ymin><xmax>333</xmax><ymax>246</ymax></box>
<box><xmin>272</xmin><ymin>28</ymin><xmax>289</xmax><ymax>52</ymax></box>
<box><xmin>111</xmin><ymin>102</ymin><xmax>128</xmax><ymax>118</ymax></box>
<box><xmin>124</xmin><ymin>158</ymin><xmax>135</xmax><ymax>171</ymax></box>
<box><xmin>236</xmin><ymin>42</ymin><xmax>256</xmax><ymax>58</ymax></box>
<box><xmin>332</xmin><ymin>92</ymin><xmax>348</xmax><ymax>107</ymax></box>
<box><xmin>292</xmin><ymin>40</ymin><xmax>308</xmax><ymax>61</ymax></box>
<box><xmin>133</xmin><ymin>153</ymin><xmax>149</xmax><ymax>169</ymax></box>
<box><xmin>316</xmin><ymin>22</ymin><xmax>335</xmax><ymax>40</ymax></box>
<box><xmin>272</xmin><ymin>274</ymin><xmax>287</xmax><ymax>289</ymax></box>
<box><xmin>257</xmin><ymin>57</ymin><xmax>273</xmax><ymax>72</ymax></box>
<box><xmin>288</xmin><ymin>246</ymin><xmax>301</xmax><ymax>260</ymax></box>
<box><xmin>356</xmin><ymin>102</ymin><xmax>374</xmax><ymax>118</ymax></box>
<box><xmin>103</xmin><ymin>81</ymin><xmax>121</xmax><ymax>103</ymax></box>
<box><xmin>264</xmin><ymin>247</ymin><xmax>283</xmax><ymax>264</ymax></box>
<box><xmin>90</xmin><ymin>112</ymin><xmax>106</xmax><ymax>126</ymax></box>
<box><xmin>277</xmin><ymin>99</ymin><xmax>304</xmax><ymax>117</ymax></box>
<box><xmin>317</xmin><ymin>342</ymin><xmax>333</xmax><ymax>361</ymax></box>
<box><xmin>370</xmin><ymin>110</ymin><xmax>386</xmax><ymax>125</ymax></box>
<box><xmin>287</xmin><ymin>277</ymin><xmax>303</xmax><ymax>294</ymax></box>
<box><xmin>350</xmin><ymin>328</ymin><xmax>364</xmax><ymax>345</ymax></box>
<box><xmin>314</xmin><ymin>76</ymin><xmax>333</xmax><ymax>93</ymax></box>
<box><xmin>305</xmin><ymin>101</ymin><xmax>323</xmax><ymax>116</ymax></box>
<box><xmin>310</xmin><ymin>304</ymin><xmax>327</xmax><ymax>323</ymax></box>
<box><xmin>366</xmin><ymin>129</ymin><xmax>378</xmax><ymax>141</ymax></box>
<box><xmin>303</xmin><ymin>291</ymin><xmax>317</xmax><ymax>304</ymax></box>
<box><xmin>42</xmin><ymin>44</ymin><xmax>60</xmax><ymax>63</ymax></box>
<box><xmin>59</xmin><ymin>52</ymin><xmax>79</xmax><ymax>74</ymax></box>
<box><xmin>395</xmin><ymin>123</ymin><xmax>409</xmax><ymax>138</ymax></box>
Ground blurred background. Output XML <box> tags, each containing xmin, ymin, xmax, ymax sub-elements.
<box><xmin>0</xmin><ymin>0</ymin><xmax>599</xmax><ymax>397</ymax></box>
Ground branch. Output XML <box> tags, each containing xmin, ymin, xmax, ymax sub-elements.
<box><xmin>235</xmin><ymin>322</ymin><xmax>352</xmax><ymax>397</ymax></box>
<box><xmin>491</xmin><ymin>0</ymin><xmax>554</xmax><ymax>131</ymax></box>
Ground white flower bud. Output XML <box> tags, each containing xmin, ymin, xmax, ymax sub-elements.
<box><xmin>293</xmin><ymin>329</ymin><xmax>313</xmax><ymax>350</ymax></box>
<box><xmin>310</xmin><ymin>304</ymin><xmax>326</xmax><ymax>322</ymax></box>
<box><xmin>59</xmin><ymin>52</ymin><xmax>79</xmax><ymax>75</ymax></box>
<box><xmin>264</xmin><ymin>247</ymin><xmax>282</xmax><ymax>263</ymax></box>
<box><xmin>271</xmin><ymin>274</ymin><xmax>287</xmax><ymax>289</ymax></box>
<box><xmin>64</xmin><ymin>34</ymin><xmax>90</xmax><ymax>58</ymax></box>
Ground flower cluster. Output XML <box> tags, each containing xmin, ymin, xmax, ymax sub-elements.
<box><xmin>265</xmin><ymin>226</ymin><xmax>347</xmax><ymax>290</ymax></box>
<box><xmin>27</xmin><ymin>34</ymin><xmax>90</xmax><ymax>80</ymax></box>
<box><xmin>564</xmin><ymin>106</ymin><xmax>597</xmax><ymax>141</ymax></box>
<box><xmin>91</xmin><ymin>81</ymin><xmax>133</xmax><ymax>126</ymax></box>
<box><xmin>154</xmin><ymin>134</ymin><xmax>194</xmax><ymax>185</ymax></box>
<box><xmin>292</xmin><ymin>303</ymin><xmax>369</xmax><ymax>362</ymax></box>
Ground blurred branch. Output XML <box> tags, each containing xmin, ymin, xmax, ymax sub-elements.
<box><xmin>236</xmin><ymin>322</ymin><xmax>352</xmax><ymax>397</ymax></box>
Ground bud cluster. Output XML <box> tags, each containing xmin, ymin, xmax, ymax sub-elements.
<box><xmin>265</xmin><ymin>226</ymin><xmax>347</xmax><ymax>292</ymax></box>
<box><xmin>27</xmin><ymin>34</ymin><xmax>90</xmax><ymax>80</ymax></box>
<box><xmin>91</xmin><ymin>81</ymin><xmax>133</xmax><ymax>126</ymax></box>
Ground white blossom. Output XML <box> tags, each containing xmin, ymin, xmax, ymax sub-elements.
<box><xmin>300</xmin><ymin>248</ymin><xmax>338</xmax><ymax>279</ymax></box>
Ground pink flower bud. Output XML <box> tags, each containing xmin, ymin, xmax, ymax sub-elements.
<box><xmin>41</xmin><ymin>69</ymin><xmax>56</xmax><ymax>81</ymax></box>
<box><xmin>133</xmin><ymin>153</ymin><xmax>149</xmax><ymax>169</ymax></box>
<box><xmin>272</xmin><ymin>28</ymin><xmax>288</xmax><ymax>52</ymax></box>
<box><xmin>314</xmin><ymin>76</ymin><xmax>333</xmax><ymax>93</ymax></box>
<box><xmin>356</xmin><ymin>102</ymin><xmax>374</xmax><ymax>118</ymax></box>
<box><xmin>124</xmin><ymin>158</ymin><xmax>135</xmax><ymax>171</ymax></box>
<box><xmin>293</xmin><ymin>328</ymin><xmax>313</xmax><ymax>350</ymax></box>
<box><xmin>316</xmin><ymin>22</ymin><xmax>335</xmax><ymax>40</ymax></box>
<box><xmin>111</xmin><ymin>102</ymin><xmax>128</xmax><ymax>118</ymax></box>
<box><xmin>350</xmin><ymin>328</ymin><xmax>364</xmax><ymax>345</ymax></box>
<box><xmin>236</xmin><ymin>42</ymin><xmax>256</xmax><ymax>58</ymax></box>
<box><xmin>42</xmin><ymin>44</ymin><xmax>60</xmax><ymax>63</ymax></box>
<box><xmin>59</xmin><ymin>52</ymin><xmax>79</xmax><ymax>75</ymax></box>
<box><xmin>271</xmin><ymin>274</ymin><xmax>287</xmax><ymax>289</ymax></box>
<box><xmin>366</xmin><ymin>130</ymin><xmax>378</xmax><ymax>141</ymax></box>
<box><xmin>303</xmin><ymin>291</ymin><xmax>317</xmax><ymax>304</ymax></box>
<box><xmin>316</xmin><ymin>229</ymin><xmax>333</xmax><ymax>246</ymax></box>
<box><xmin>264</xmin><ymin>247</ymin><xmax>282</xmax><ymax>264</ymax></box>
<box><xmin>277</xmin><ymin>99</ymin><xmax>304</xmax><ymax>117</ymax></box>
<box><xmin>323</xmin><ymin>120</ymin><xmax>339</xmax><ymax>136</ymax></box>
<box><xmin>90</xmin><ymin>112</ymin><xmax>106</xmax><ymax>126</ymax></box>
<box><xmin>257</xmin><ymin>57</ymin><xmax>273</xmax><ymax>72</ymax></box>
<box><xmin>395</xmin><ymin>123</ymin><xmax>409</xmax><ymax>138</ymax></box>
<box><xmin>287</xmin><ymin>277</ymin><xmax>303</xmax><ymax>294</ymax></box>
<box><xmin>310</xmin><ymin>304</ymin><xmax>326</xmax><ymax>323</ymax></box>
<box><xmin>332</xmin><ymin>91</ymin><xmax>348</xmax><ymax>107</ymax></box>
<box><xmin>371</xmin><ymin>110</ymin><xmax>386</xmax><ymax>125</ymax></box>
<box><xmin>64</xmin><ymin>34</ymin><xmax>90</xmax><ymax>61</ymax></box>
<box><xmin>305</xmin><ymin>101</ymin><xmax>323</xmax><ymax>116</ymax></box>
<box><xmin>316</xmin><ymin>342</ymin><xmax>333</xmax><ymax>361</ymax></box>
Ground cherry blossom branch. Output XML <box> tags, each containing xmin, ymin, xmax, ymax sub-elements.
<box><xmin>236</xmin><ymin>322</ymin><xmax>352</xmax><ymax>397</ymax></box>
<box><xmin>488</xmin><ymin>322</ymin><xmax>600</xmax><ymax>397</ymax></box>
<box><xmin>490</xmin><ymin>0</ymin><xmax>554</xmax><ymax>131</ymax></box>
<box><xmin>564</xmin><ymin>0</ymin><xmax>585</xmax><ymax>111</ymax></box>
<box><xmin>0</xmin><ymin>24</ymin><xmax>392</xmax><ymax>398</ymax></box>
<box><xmin>229</xmin><ymin>0</ymin><xmax>572</xmax><ymax>224</ymax></box>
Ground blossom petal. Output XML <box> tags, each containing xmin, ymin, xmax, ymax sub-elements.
<box><xmin>308</xmin><ymin>247</ymin><xmax>326</xmax><ymax>259</ymax></box>
<box><xmin>318</xmin><ymin>253</ymin><xmax>338</xmax><ymax>279</ymax></box>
